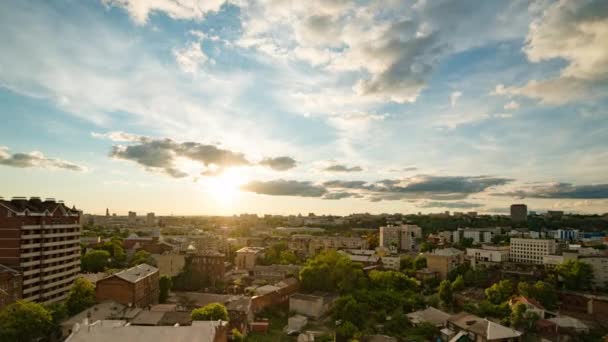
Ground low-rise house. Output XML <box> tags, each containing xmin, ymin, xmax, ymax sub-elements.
<box><xmin>466</xmin><ymin>245</ymin><xmax>509</xmax><ymax>268</ymax></box>
<box><xmin>236</xmin><ymin>247</ymin><xmax>265</xmax><ymax>270</ymax></box>
<box><xmin>415</xmin><ymin>268</ymin><xmax>439</xmax><ymax>282</ymax></box>
<box><xmin>60</xmin><ymin>301</ymin><xmax>142</xmax><ymax>337</ymax></box>
<box><xmin>289</xmin><ymin>293</ymin><xmax>336</xmax><ymax>319</ymax></box>
<box><xmin>508</xmin><ymin>296</ymin><xmax>546</xmax><ymax>319</ymax></box>
<box><xmin>559</xmin><ymin>291</ymin><xmax>608</xmax><ymax>320</ymax></box>
<box><xmin>380</xmin><ymin>256</ymin><xmax>400</xmax><ymax>270</ymax></box>
<box><xmin>546</xmin><ymin>316</ymin><xmax>589</xmax><ymax>333</ymax></box>
<box><xmin>251</xmin><ymin>277</ymin><xmax>299</xmax><ymax>313</ymax></box>
<box><xmin>96</xmin><ymin>264</ymin><xmax>160</xmax><ymax>307</ymax></box>
<box><xmin>406</xmin><ymin>307</ymin><xmax>451</xmax><ymax>327</ymax></box>
<box><xmin>286</xmin><ymin>315</ymin><xmax>308</xmax><ymax>333</ymax></box>
<box><xmin>252</xmin><ymin>264</ymin><xmax>301</xmax><ymax>282</ymax></box>
<box><xmin>444</xmin><ymin>312</ymin><xmax>522</xmax><ymax>342</ymax></box>
<box><xmin>64</xmin><ymin>319</ymin><xmax>228</xmax><ymax>342</ymax></box>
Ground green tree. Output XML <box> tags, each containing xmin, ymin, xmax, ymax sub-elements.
<box><xmin>452</xmin><ymin>275</ymin><xmax>465</xmax><ymax>292</ymax></box>
<box><xmin>159</xmin><ymin>275</ymin><xmax>172</xmax><ymax>303</ymax></box>
<box><xmin>369</xmin><ymin>270</ymin><xmax>418</xmax><ymax>291</ymax></box>
<box><xmin>532</xmin><ymin>280</ymin><xmax>558</xmax><ymax>310</ymax></box>
<box><xmin>191</xmin><ymin>303</ymin><xmax>228</xmax><ymax>321</ymax></box>
<box><xmin>279</xmin><ymin>250</ymin><xmax>298</xmax><ymax>265</ymax></box>
<box><xmin>485</xmin><ymin>280</ymin><xmax>513</xmax><ymax>304</ymax></box>
<box><xmin>366</xmin><ymin>234</ymin><xmax>379</xmax><ymax>250</ymax></box>
<box><xmin>556</xmin><ymin>260</ymin><xmax>594</xmax><ymax>290</ymax></box>
<box><xmin>66</xmin><ymin>278</ymin><xmax>97</xmax><ymax>316</ymax></box>
<box><xmin>510</xmin><ymin>303</ymin><xmax>527</xmax><ymax>328</ymax></box>
<box><xmin>231</xmin><ymin>328</ymin><xmax>245</xmax><ymax>342</ymax></box>
<box><xmin>336</xmin><ymin>321</ymin><xmax>359</xmax><ymax>341</ymax></box>
<box><xmin>130</xmin><ymin>250</ymin><xmax>155</xmax><ymax>267</ymax></box>
<box><xmin>439</xmin><ymin>280</ymin><xmax>453</xmax><ymax>306</ymax></box>
<box><xmin>413</xmin><ymin>256</ymin><xmax>427</xmax><ymax>270</ymax></box>
<box><xmin>0</xmin><ymin>300</ymin><xmax>53</xmax><ymax>342</ymax></box>
<box><xmin>299</xmin><ymin>251</ymin><xmax>366</xmax><ymax>293</ymax></box>
<box><xmin>98</xmin><ymin>240</ymin><xmax>126</xmax><ymax>267</ymax></box>
<box><xmin>81</xmin><ymin>249</ymin><xmax>111</xmax><ymax>273</ymax></box>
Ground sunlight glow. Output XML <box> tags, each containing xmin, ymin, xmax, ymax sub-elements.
<box><xmin>204</xmin><ymin>169</ymin><xmax>247</xmax><ymax>203</ymax></box>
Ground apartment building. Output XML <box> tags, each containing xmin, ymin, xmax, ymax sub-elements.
<box><xmin>190</xmin><ymin>251</ymin><xmax>226</xmax><ymax>286</ymax></box>
<box><xmin>379</xmin><ymin>224</ymin><xmax>422</xmax><ymax>251</ymax></box>
<box><xmin>96</xmin><ymin>263</ymin><xmax>160</xmax><ymax>307</ymax></box>
<box><xmin>288</xmin><ymin>235</ymin><xmax>368</xmax><ymax>256</ymax></box>
<box><xmin>0</xmin><ymin>197</ymin><xmax>81</xmax><ymax>303</ymax></box>
<box><xmin>425</xmin><ymin>248</ymin><xmax>464</xmax><ymax>280</ymax></box>
<box><xmin>510</xmin><ymin>238</ymin><xmax>557</xmax><ymax>264</ymax></box>
<box><xmin>452</xmin><ymin>227</ymin><xmax>500</xmax><ymax>245</ymax></box>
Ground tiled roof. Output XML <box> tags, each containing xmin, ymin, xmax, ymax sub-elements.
<box><xmin>0</xmin><ymin>198</ymin><xmax>79</xmax><ymax>215</ymax></box>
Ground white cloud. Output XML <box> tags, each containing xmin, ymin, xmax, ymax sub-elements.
<box><xmin>450</xmin><ymin>91</ymin><xmax>462</xmax><ymax>108</ymax></box>
<box><xmin>101</xmin><ymin>0</ymin><xmax>226</xmax><ymax>25</ymax></box>
<box><xmin>91</xmin><ymin>131</ymin><xmax>142</xmax><ymax>142</ymax></box>
<box><xmin>495</xmin><ymin>0</ymin><xmax>608</xmax><ymax>104</ymax></box>
<box><xmin>172</xmin><ymin>41</ymin><xmax>210</xmax><ymax>73</ymax></box>
<box><xmin>503</xmin><ymin>100</ymin><xmax>519</xmax><ymax>110</ymax></box>
<box><xmin>0</xmin><ymin>146</ymin><xmax>87</xmax><ymax>171</ymax></box>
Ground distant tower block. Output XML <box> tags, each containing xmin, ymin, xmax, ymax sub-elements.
<box><xmin>106</xmin><ymin>208</ymin><xmax>110</xmax><ymax>217</ymax></box>
<box><xmin>510</xmin><ymin>204</ymin><xmax>528</xmax><ymax>223</ymax></box>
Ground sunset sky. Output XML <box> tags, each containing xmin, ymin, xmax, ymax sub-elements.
<box><xmin>1</xmin><ymin>0</ymin><xmax>607</xmax><ymax>215</ymax></box>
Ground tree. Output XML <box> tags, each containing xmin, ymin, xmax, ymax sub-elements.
<box><xmin>81</xmin><ymin>249</ymin><xmax>111</xmax><ymax>273</ymax></box>
<box><xmin>439</xmin><ymin>280</ymin><xmax>453</xmax><ymax>306</ymax></box>
<box><xmin>413</xmin><ymin>256</ymin><xmax>427</xmax><ymax>270</ymax></box>
<box><xmin>66</xmin><ymin>278</ymin><xmax>97</xmax><ymax>316</ymax></box>
<box><xmin>369</xmin><ymin>270</ymin><xmax>418</xmax><ymax>291</ymax></box>
<box><xmin>191</xmin><ymin>303</ymin><xmax>228</xmax><ymax>321</ymax></box>
<box><xmin>366</xmin><ymin>234</ymin><xmax>379</xmax><ymax>250</ymax></box>
<box><xmin>159</xmin><ymin>275</ymin><xmax>172</xmax><ymax>303</ymax></box>
<box><xmin>532</xmin><ymin>280</ymin><xmax>558</xmax><ymax>310</ymax></box>
<box><xmin>0</xmin><ymin>300</ymin><xmax>53</xmax><ymax>342</ymax></box>
<box><xmin>485</xmin><ymin>280</ymin><xmax>513</xmax><ymax>305</ymax></box>
<box><xmin>299</xmin><ymin>251</ymin><xmax>366</xmax><ymax>293</ymax></box>
<box><xmin>336</xmin><ymin>321</ymin><xmax>359</xmax><ymax>341</ymax></box>
<box><xmin>556</xmin><ymin>260</ymin><xmax>594</xmax><ymax>290</ymax></box>
<box><xmin>452</xmin><ymin>275</ymin><xmax>465</xmax><ymax>292</ymax></box>
<box><xmin>130</xmin><ymin>250</ymin><xmax>155</xmax><ymax>267</ymax></box>
<box><xmin>231</xmin><ymin>328</ymin><xmax>245</xmax><ymax>342</ymax></box>
<box><xmin>98</xmin><ymin>240</ymin><xmax>126</xmax><ymax>267</ymax></box>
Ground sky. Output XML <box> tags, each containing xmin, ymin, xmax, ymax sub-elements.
<box><xmin>0</xmin><ymin>0</ymin><xmax>607</xmax><ymax>216</ymax></box>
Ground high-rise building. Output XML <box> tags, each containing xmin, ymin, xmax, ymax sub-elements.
<box><xmin>510</xmin><ymin>238</ymin><xmax>556</xmax><ymax>264</ymax></box>
<box><xmin>379</xmin><ymin>224</ymin><xmax>422</xmax><ymax>251</ymax></box>
<box><xmin>146</xmin><ymin>212</ymin><xmax>155</xmax><ymax>226</ymax></box>
<box><xmin>510</xmin><ymin>204</ymin><xmax>528</xmax><ymax>222</ymax></box>
<box><xmin>128</xmin><ymin>211</ymin><xmax>137</xmax><ymax>225</ymax></box>
<box><xmin>0</xmin><ymin>197</ymin><xmax>81</xmax><ymax>303</ymax></box>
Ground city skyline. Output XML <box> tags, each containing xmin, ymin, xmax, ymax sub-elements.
<box><xmin>1</xmin><ymin>0</ymin><xmax>608</xmax><ymax>216</ymax></box>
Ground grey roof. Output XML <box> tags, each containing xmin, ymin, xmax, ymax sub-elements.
<box><xmin>62</xmin><ymin>301</ymin><xmax>143</xmax><ymax>329</ymax></box>
<box><xmin>130</xmin><ymin>311</ymin><xmax>165</xmax><ymax>326</ymax></box>
<box><xmin>406</xmin><ymin>307</ymin><xmax>451</xmax><ymax>326</ymax></box>
<box><xmin>65</xmin><ymin>321</ymin><xmax>225</xmax><ymax>342</ymax></box>
<box><xmin>103</xmin><ymin>264</ymin><xmax>158</xmax><ymax>284</ymax></box>
<box><xmin>448</xmin><ymin>312</ymin><xmax>521</xmax><ymax>340</ymax></box>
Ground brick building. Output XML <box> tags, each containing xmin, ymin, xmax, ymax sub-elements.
<box><xmin>191</xmin><ymin>251</ymin><xmax>226</xmax><ymax>286</ymax></box>
<box><xmin>0</xmin><ymin>264</ymin><xmax>22</xmax><ymax>309</ymax></box>
<box><xmin>424</xmin><ymin>248</ymin><xmax>465</xmax><ymax>280</ymax></box>
<box><xmin>235</xmin><ymin>247</ymin><xmax>265</xmax><ymax>270</ymax></box>
<box><xmin>96</xmin><ymin>263</ymin><xmax>159</xmax><ymax>307</ymax></box>
<box><xmin>0</xmin><ymin>197</ymin><xmax>81</xmax><ymax>303</ymax></box>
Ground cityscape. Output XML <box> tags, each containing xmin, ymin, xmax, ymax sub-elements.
<box><xmin>1</xmin><ymin>1</ymin><xmax>608</xmax><ymax>342</ymax></box>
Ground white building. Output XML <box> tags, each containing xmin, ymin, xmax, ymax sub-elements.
<box><xmin>582</xmin><ymin>256</ymin><xmax>608</xmax><ymax>289</ymax></box>
<box><xmin>510</xmin><ymin>238</ymin><xmax>557</xmax><ymax>264</ymax></box>
<box><xmin>379</xmin><ymin>224</ymin><xmax>422</xmax><ymax>251</ymax></box>
<box><xmin>452</xmin><ymin>228</ymin><xmax>500</xmax><ymax>244</ymax></box>
<box><xmin>466</xmin><ymin>245</ymin><xmax>509</xmax><ymax>265</ymax></box>
<box><xmin>380</xmin><ymin>256</ymin><xmax>401</xmax><ymax>270</ymax></box>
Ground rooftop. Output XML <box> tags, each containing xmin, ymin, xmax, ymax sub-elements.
<box><xmin>65</xmin><ymin>320</ymin><xmax>225</xmax><ymax>342</ymax></box>
<box><xmin>0</xmin><ymin>197</ymin><xmax>79</xmax><ymax>216</ymax></box>
<box><xmin>101</xmin><ymin>264</ymin><xmax>158</xmax><ymax>284</ymax></box>
<box><xmin>428</xmin><ymin>247</ymin><xmax>464</xmax><ymax>257</ymax></box>
<box><xmin>236</xmin><ymin>246</ymin><xmax>265</xmax><ymax>253</ymax></box>
<box><xmin>448</xmin><ymin>312</ymin><xmax>521</xmax><ymax>340</ymax></box>
<box><xmin>406</xmin><ymin>307</ymin><xmax>451</xmax><ymax>326</ymax></box>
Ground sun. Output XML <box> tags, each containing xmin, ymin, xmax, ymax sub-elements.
<box><xmin>205</xmin><ymin>169</ymin><xmax>246</xmax><ymax>202</ymax></box>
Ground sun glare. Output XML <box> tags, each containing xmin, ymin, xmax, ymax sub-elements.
<box><xmin>205</xmin><ymin>169</ymin><xmax>246</xmax><ymax>202</ymax></box>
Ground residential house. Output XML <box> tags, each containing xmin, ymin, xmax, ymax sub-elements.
<box><xmin>425</xmin><ymin>248</ymin><xmax>465</xmax><ymax>280</ymax></box>
<box><xmin>96</xmin><ymin>264</ymin><xmax>160</xmax><ymax>307</ymax></box>
<box><xmin>444</xmin><ymin>312</ymin><xmax>522</xmax><ymax>342</ymax></box>
<box><xmin>289</xmin><ymin>293</ymin><xmax>336</xmax><ymax>319</ymax></box>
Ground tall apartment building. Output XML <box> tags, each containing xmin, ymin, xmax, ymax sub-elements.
<box><xmin>379</xmin><ymin>224</ymin><xmax>422</xmax><ymax>251</ymax></box>
<box><xmin>509</xmin><ymin>238</ymin><xmax>556</xmax><ymax>264</ymax></box>
<box><xmin>0</xmin><ymin>197</ymin><xmax>81</xmax><ymax>303</ymax></box>
<box><xmin>510</xmin><ymin>204</ymin><xmax>528</xmax><ymax>222</ymax></box>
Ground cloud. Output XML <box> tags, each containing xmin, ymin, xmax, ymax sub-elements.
<box><xmin>106</xmin><ymin>133</ymin><xmax>290</xmax><ymax>177</ymax></box>
<box><xmin>322</xmin><ymin>192</ymin><xmax>361</xmax><ymax>200</ymax></box>
<box><xmin>494</xmin><ymin>0</ymin><xmax>608</xmax><ymax>104</ymax></box>
<box><xmin>493</xmin><ymin>182</ymin><xmax>608</xmax><ymax>199</ymax></box>
<box><xmin>323</xmin><ymin>164</ymin><xmax>363</xmax><ymax>172</ymax></box>
<box><xmin>241</xmin><ymin>179</ymin><xmax>327</xmax><ymax>197</ymax></box>
<box><xmin>91</xmin><ymin>131</ymin><xmax>141</xmax><ymax>142</ymax></box>
<box><xmin>450</xmin><ymin>91</ymin><xmax>462</xmax><ymax>108</ymax></box>
<box><xmin>101</xmin><ymin>0</ymin><xmax>226</xmax><ymax>25</ymax></box>
<box><xmin>173</xmin><ymin>41</ymin><xmax>210</xmax><ymax>73</ymax></box>
<box><xmin>258</xmin><ymin>156</ymin><xmax>297</xmax><ymax>171</ymax></box>
<box><xmin>0</xmin><ymin>146</ymin><xmax>86</xmax><ymax>171</ymax></box>
<box><xmin>418</xmin><ymin>201</ymin><xmax>484</xmax><ymax>209</ymax></box>
<box><xmin>503</xmin><ymin>100</ymin><xmax>519</xmax><ymax>110</ymax></box>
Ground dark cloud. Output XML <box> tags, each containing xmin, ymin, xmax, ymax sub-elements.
<box><xmin>325</xmin><ymin>175</ymin><xmax>512</xmax><ymax>200</ymax></box>
<box><xmin>418</xmin><ymin>201</ymin><xmax>484</xmax><ymax>209</ymax></box>
<box><xmin>0</xmin><ymin>146</ymin><xmax>86</xmax><ymax>171</ymax></box>
<box><xmin>322</xmin><ymin>192</ymin><xmax>361</xmax><ymax>200</ymax></box>
<box><xmin>241</xmin><ymin>180</ymin><xmax>327</xmax><ymax>197</ymax></box>
<box><xmin>107</xmin><ymin>134</ymin><xmax>294</xmax><ymax>177</ymax></box>
<box><xmin>323</xmin><ymin>164</ymin><xmax>363</xmax><ymax>172</ymax></box>
<box><xmin>493</xmin><ymin>183</ymin><xmax>608</xmax><ymax>199</ymax></box>
<box><xmin>259</xmin><ymin>156</ymin><xmax>297</xmax><ymax>171</ymax></box>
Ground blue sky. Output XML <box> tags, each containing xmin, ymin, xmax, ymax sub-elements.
<box><xmin>1</xmin><ymin>0</ymin><xmax>607</xmax><ymax>215</ymax></box>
